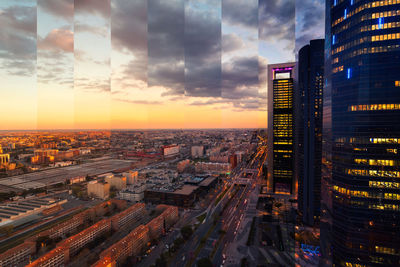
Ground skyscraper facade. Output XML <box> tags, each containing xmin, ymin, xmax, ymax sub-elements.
<box><xmin>323</xmin><ymin>0</ymin><xmax>400</xmax><ymax>266</ymax></box>
<box><xmin>267</xmin><ymin>63</ymin><xmax>297</xmax><ymax>195</ymax></box>
<box><xmin>297</xmin><ymin>39</ymin><xmax>325</xmax><ymax>226</ymax></box>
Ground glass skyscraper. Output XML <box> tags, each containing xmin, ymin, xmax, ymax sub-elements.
<box><xmin>323</xmin><ymin>0</ymin><xmax>400</xmax><ymax>266</ymax></box>
<box><xmin>267</xmin><ymin>63</ymin><xmax>296</xmax><ymax>195</ymax></box>
<box><xmin>297</xmin><ymin>39</ymin><xmax>325</xmax><ymax>226</ymax></box>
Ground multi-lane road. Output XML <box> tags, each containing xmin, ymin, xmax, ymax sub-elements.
<box><xmin>169</xmin><ymin>145</ymin><xmax>266</xmax><ymax>267</ymax></box>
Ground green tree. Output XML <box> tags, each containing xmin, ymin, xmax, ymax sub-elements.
<box><xmin>180</xmin><ymin>225</ymin><xmax>193</xmax><ymax>239</ymax></box>
<box><xmin>173</xmin><ymin>237</ymin><xmax>184</xmax><ymax>248</ymax></box>
<box><xmin>155</xmin><ymin>253</ymin><xmax>167</xmax><ymax>267</ymax></box>
<box><xmin>197</xmin><ymin>258</ymin><xmax>213</xmax><ymax>267</ymax></box>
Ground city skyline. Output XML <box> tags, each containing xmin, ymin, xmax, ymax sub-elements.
<box><xmin>0</xmin><ymin>0</ymin><xmax>325</xmax><ymax>130</ymax></box>
<box><xmin>1</xmin><ymin>1</ymin><xmax>399</xmax><ymax>267</ymax></box>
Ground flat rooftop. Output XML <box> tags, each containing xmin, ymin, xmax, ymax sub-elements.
<box><xmin>199</xmin><ymin>176</ymin><xmax>217</xmax><ymax>187</ymax></box>
<box><xmin>171</xmin><ymin>185</ymin><xmax>198</xmax><ymax>195</ymax></box>
<box><xmin>0</xmin><ymin>159</ymin><xmax>133</xmax><ymax>192</ymax></box>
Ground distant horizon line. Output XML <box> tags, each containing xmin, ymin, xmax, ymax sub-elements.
<box><xmin>0</xmin><ymin>127</ymin><xmax>267</xmax><ymax>132</ymax></box>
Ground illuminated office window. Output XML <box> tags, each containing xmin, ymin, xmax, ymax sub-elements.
<box><xmin>375</xmin><ymin>246</ymin><xmax>398</xmax><ymax>255</ymax></box>
<box><xmin>369</xmin><ymin>181</ymin><xmax>400</xmax><ymax>189</ymax></box>
<box><xmin>370</xmin><ymin>138</ymin><xmax>400</xmax><ymax>144</ymax></box>
<box><xmin>350</xmin><ymin>104</ymin><xmax>400</xmax><ymax>111</ymax></box>
<box><xmin>387</xmin><ymin>148</ymin><xmax>398</xmax><ymax>154</ymax></box>
<box><xmin>395</xmin><ymin>81</ymin><xmax>400</xmax><ymax>87</ymax></box>
<box><xmin>378</xmin><ymin>17</ymin><xmax>384</xmax><ymax>29</ymax></box>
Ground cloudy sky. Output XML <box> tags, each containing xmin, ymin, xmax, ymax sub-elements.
<box><xmin>0</xmin><ymin>0</ymin><xmax>324</xmax><ymax>130</ymax></box>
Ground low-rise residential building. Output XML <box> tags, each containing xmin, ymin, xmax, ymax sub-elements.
<box><xmin>93</xmin><ymin>205</ymin><xmax>178</xmax><ymax>267</ymax></box>
<box><xmin>93</xmin><ymin>225</ymin><xmax>150</xmax><ymax>267</ymax></box>
<box><xmin>37</xmin><ymin>214</ymin><xmax>83</xmax><ymax>240</ymax></box>
<box><xmin>0</xmin><ymin>241</ymin><xmax>35</xmax><ymax>267</ymax></box>
<box><xmin>123</xmin><ymin>170</ymin><xmax>138</xmax><ymax>185</ymax></box>
<box><xmin>177</xmin><ymin>159</ymin><xmax>190</xmax><ymax>172</ymax></box>
<box><xmin>161</xmin><ymin>145</ymin><xmax>179</xmax><ymax>157</ymax></box>
<box><xmin>57</xmin><ymin>218</ymin><xmax>111</xmax><ymax>256</ymax></box>
<box><xmin>26</xmin><ymin>246</ymin><xmax>69</xmax><ymax>267</ymax></box>
<box><xmin>110</xmin><ymin>203</ymin><xmax>146</xmax><ymax>231</ymax></box>
<box><xmin>87</xmin><ymin>181</ymin><xmax>110</xmax><ymax>199</ymax></box>
<box><xmin>105</xmin><ymin>175</ymin><xmax>127</xmax><ymax>190</ymax></box>
<box><xmin>118</xmin><ymin>183</ymin><xmax>147</xmax><ymax>202</ymax></box>
<box><xmin>157</xmin><ymin>205</ymin><xmax>179</xmax><ymax>229</ymax></box>
<box><xmin>191</xmin><ymin>146</ymin><xmax>204</xmax><ymax>158</ymax></box>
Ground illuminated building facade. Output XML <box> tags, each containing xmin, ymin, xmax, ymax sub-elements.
<box><xmin>322</xmin><ymin>0</ymin><xmax>400</xmax><ymax>266</ymax></box>
<box><xmin>267</xmin><ymin>62</ymin><xmax>297</xmax><ymax>194</ymax></box>
<box><xmin>0</xmin><ymin>154</ymin><xmax>10</xmax><ymax>166</ymax></box>
<box><xmin>297</xmin><ymin>39</ymin><xmax>325</xmax><ymax>226</ymax></box>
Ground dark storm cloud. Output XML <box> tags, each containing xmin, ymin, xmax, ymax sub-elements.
<box><xmin>295</xmin><ymin>0</ymin><xmax>325</xmax><ymax>51</ymax></box>
<box><xmin>222</xmin><ymin>56</ymin><xmax>259</xmax><ymax>99</ymax></box>
<box><xmin>258</xmin><ymin>0</ymin><xmax>295</xmax><ymax>43</ymax></box>
<box><xmin>184</xmin><ymin>0</ymin><xmax>221</xmax><ymax>97</ymax></box>
<box><xmin>75</xmin><ymin>0</ymin><xmax>110</xmax><ymax>17</ymax></box>
<box><xmin>111</xmin><ymin>0</ymin><xmax>147</xmax><ymax>85</ymax></box>
<box><xmin>0</xmin><ymin>4</ymin><xmax>36</xmax><ymax>76</ymax></box>
<box><xmin>187</xmin><ymin>55</ymin><xmax>264</xmax><ymax>111</ymax></box>
<box><xmin>189</xmin><ymin>97</ymin><xmax>264</xmax><ymax>111</ymax></box>
<box><xmin>222</xmin><ymin>56</ymin><xmax>264</xmax><ymax>111</ymax></box>
<box><xmin>147</xmin><ymin>0</ymin><xmax>184</xmax><ymax>94</ymax></box>
<box><xmin>111</xmin><ymin>0</ymin><xmax>147</xmax><ymax>53</ymax></box>
<box><xmin>222</xmin><ymin>0</ymin><xmax>258</xmax><ymax>29</ymax></box>
<box><xmin>38</xmin><ymin>0</ymin><xmax>73</xmax><ymax>20</ymax></box>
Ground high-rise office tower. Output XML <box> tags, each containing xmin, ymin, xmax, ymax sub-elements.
<box><xmin>267</xmin><ymin>63</ymin><xmax>297</xmax><ymax>195</ymax></box>
<box><xmin>323</xmin><ymin>0</ymin><xmax>400</xmax><ymax>266</ymax></box>
<box><xmin>297</xmin><ymin>39</ymin><xmax>324</xmax><ymax>226</ymax></box>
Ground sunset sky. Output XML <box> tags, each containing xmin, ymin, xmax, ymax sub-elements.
<box><xmin>0</xmin><ymin>0</ymin><xmax>324</xmax><ymax>130</ymax></box>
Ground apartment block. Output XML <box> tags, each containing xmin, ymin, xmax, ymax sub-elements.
<box><xmin>26</xmin><ymin>246</ymin><xmax>69</xmax><ymax>267</ymax></box>
<box><xmin>105</xmin><ymin>175</ymin><xmax>127</xmax><ymax>190</ymax></box>
<box><xmin>58</xmin><ymin>218</ymin><xmax>111</xmax><ymax>256</ymax></box>
<box><xmin>93</xmin><ymin>225</ymin><xmax>150</xmax><ymax>267</ymax></box>
<box><xmin>87</xmin><ymin>181</ymin><xmax>110</xmax><ymax>200</ymax></box>
<box><xmin>94</xmin><ymin>205</ymin><xmax>178</xmax><ymax>267</ymax></box>
<box><xmin>39</xmin><ymin>215</ymin><xmax>83</xmax><ymax>240</ymax></box>
<box><xmin>147</xmin><ymin>205</ymin><xmax>179</xmax><ymax>240</ymax></box>
<box><xmin>110</xmin><ymin>203</ymin><xmax>146</xmax><ymax>231</ymax></box>
<box><xmin>0</xmin><ymin>241</ymin><xmax>35</xmax><ymax>267</ymax></box>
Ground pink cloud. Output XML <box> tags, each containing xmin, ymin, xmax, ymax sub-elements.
<box><xmin>38</xmin><ymin>29</ymin><xmax>74</xmax><ymax>53</ymax></box>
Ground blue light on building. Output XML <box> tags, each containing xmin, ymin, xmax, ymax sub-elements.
<box><xmin>332</xmin><ymin>35</ymin><xmax>336</xmax><ymax>45</ymax></box>
<box><xmin>347</xmin><ymin>68</ymin><xmax>352</xmax><ymax>79</ymax></box>
<box><xmin>334</xmin><ymin>0</ymin><xmax>337</xmax><ymax>6</ymax></box>
<box><xmin>344</xmin><ymin>8</ymin><xmax>347</xmax><ymax>19</ymax></box>
<box><xmin>351</xmin><ymin>0</ymin><xmax>354</xmax><ymax>5</ymax></box>
<box><xmin>378</xmin><ymin>17</ymin><xmax>384</xmax><ymax>29</ymax></box>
